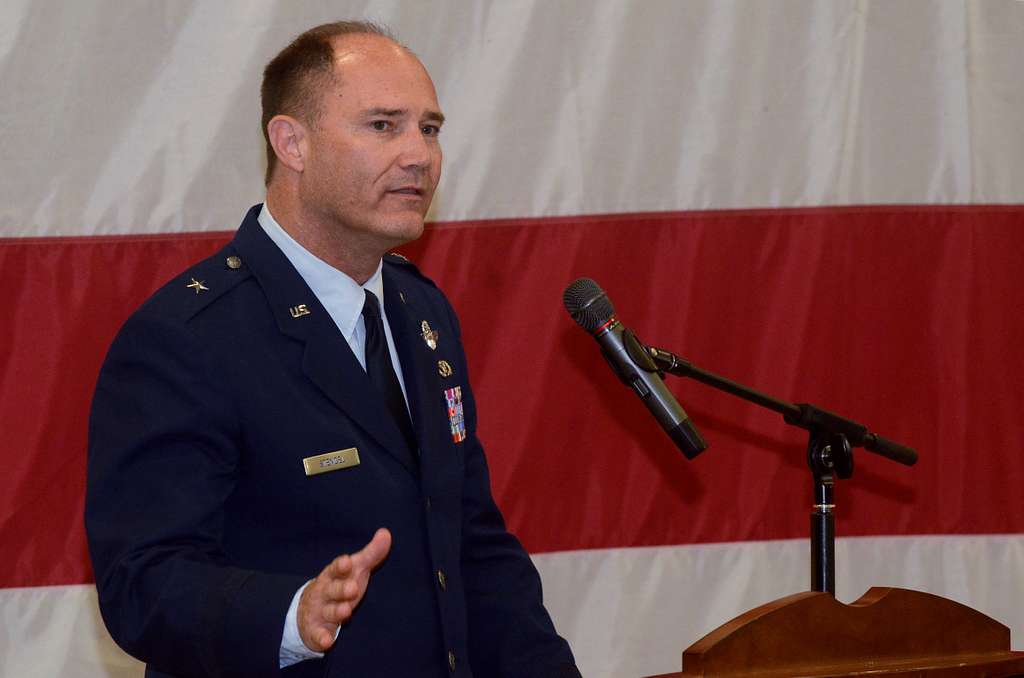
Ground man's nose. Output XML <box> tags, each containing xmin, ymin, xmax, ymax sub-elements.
<box><xmin>396</xmin><ymin>127</ymin><xmax>434</xmax><ymax>170</ymax></box>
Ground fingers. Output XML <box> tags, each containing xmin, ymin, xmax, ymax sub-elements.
<box><xmin>322</xmin><ymin>528</ymin><xmax>391</xmax><ymax>584</ymax></box>
<box><xmin>328</xmin><ymin>553</ymin><xmax>353</xmax><ymax>580</ymax></box>
<box><xmin>322</xmin><ymin>599</ymin><xmax>353</xmax><ymax>625</ymax></box>
<box><xmin>323</xmin><ymin>576</ymin><xmax>357</xmax><ymax>600</ymax></box>
<box><xmin>297</xmin><ymin>528</ymin><xmax>392</xmax><ymax>653</ymax></box>
<box><xmin>353</xmin><ymin>527</ymin><xmax>392</xmax><ymax>571</ymax></box>
<box><xmin>299</xmin><ymin>582</ymin><xmax>343</xmax><ymax>652</ymax></box>
<box><xmin>300</xmin><ymin>598</ymin><xmax>354</xmax><ymax>652</ymax></box>
<box><xmin>313</xmin><ymin>626</ymin><xmax>335</xmax><ymax>651</ymax></box>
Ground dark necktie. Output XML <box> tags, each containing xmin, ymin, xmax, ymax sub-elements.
<box><xmin>361</xmin><ymin>290</ymin><xmax>417</xmax><ymax>453</ymax></box>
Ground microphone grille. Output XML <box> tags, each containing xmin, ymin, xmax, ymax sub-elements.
<box><xmin>563</xmin><ymin>278</ymin><xmax>615</xmax><ymax>332</ymax></box>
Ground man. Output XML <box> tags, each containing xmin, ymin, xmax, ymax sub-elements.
<box><xmin>86</xmin><ymin>21</ymin><xmax>580</xmax><ymax>678</ymax></box>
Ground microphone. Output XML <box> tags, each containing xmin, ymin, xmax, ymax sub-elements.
<box><xmin>563</xmin><ymin>278</ymin><xmax>707</xmax><ymax>459</ymax></box>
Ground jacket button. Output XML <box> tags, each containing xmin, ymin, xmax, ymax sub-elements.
<box><xmin>425</xmin><ymin>496</ymin><xmax>432</xmax><ymax>510</ymax></box>
<box><xmin>448</xmin><ymin>650</ymin><xmax>456</xmax><ymax>672</ymax></box>
<box><xmin>437</xmin><ymin>569</ymin><xmax>447</xmax><ymax>591</ymax></box>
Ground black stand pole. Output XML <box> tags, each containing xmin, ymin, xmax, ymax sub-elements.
<box><xmin>644</xmin><ymin>346</ymin><xmax>913</xmax><ymax>594</ymax></box>
<box><xmin>807</xmin><ymin>432</ymin><xmax>852</xmax><ymax>594</ymax></box>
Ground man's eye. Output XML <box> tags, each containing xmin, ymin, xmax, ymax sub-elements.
<box><xmin>371</xmin><ymin>120</ymin><xmax>392</xmax><ymax>131</ymax></box>
<box><xmin>421</xmin><ymin>125</ymin><xmax>441</xmax><ymax>137</ymax></box>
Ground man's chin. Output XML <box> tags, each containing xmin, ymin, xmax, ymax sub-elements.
<box><xmin>379</xmin><ymin>215</ymin><xmax>426</xmax><ymax>248</ymax></box>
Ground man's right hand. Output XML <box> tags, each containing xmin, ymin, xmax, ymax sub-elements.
<box><xmin>297</xmin><ymin>527</ymin><xmax>392</xmax><ymax>652</ymax></box>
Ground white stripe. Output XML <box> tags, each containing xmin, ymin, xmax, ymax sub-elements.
<box><xmin>532</xmin><ymin>534</ymin><xmax>1024</xmax><ymax>678</ymax></box>
<box><xmin>0</xmin><ymin>585</ymin><xmax>143</xmax><ymax>678</ymax></box>
<box><xmin>6</xmin><ymin>536</ymin><xmax>1021</xmax><ymax>678</ymax></box>
<box><xmin>2</xmin><ymin>1</ymin><xmax>1023</xmax><ymax>237</ymax></box>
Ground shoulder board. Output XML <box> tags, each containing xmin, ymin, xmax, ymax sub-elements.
<box><xmin>146</xmin><ymin>248</ymin><xmax>253</xmax><ymax>323</ymax></box>
<box><xmin>382</xmin><ymin>251</ymin><xmax>438</xmax><ymax>290</ymax></box>
<box><xmin>384</xmin><ymin>251</ymin><xmax>414</xmax><ymax>265</ymax></box>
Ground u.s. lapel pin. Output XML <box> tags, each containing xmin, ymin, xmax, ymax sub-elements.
<box><xmin>289</xmin><ymin>304</ymin><xmax>311</xmax><ymax>318</ymax></box>
<box><xmin>421</xmin><ymin>320</ymin><xmax>439</xmax><ymax>350</ymax></box>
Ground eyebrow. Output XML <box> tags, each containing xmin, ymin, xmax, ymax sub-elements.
<box><xmin>364</xmin><ymin>107</ymin><xmax>446</xmax><ymax>125</ymax></box>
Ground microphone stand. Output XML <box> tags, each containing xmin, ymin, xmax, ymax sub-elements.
<box><xmin>645</xmin><ymin>346</ymin><xmax>917</xmax><ymax>595</ymax></box>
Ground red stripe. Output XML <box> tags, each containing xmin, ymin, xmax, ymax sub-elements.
<box><xmin>1</xmin><ymin>236</ymin><xmax>231</xmax><ymax>587</ymax></box>
<box><xmin>2</xmin><ymin>205</ymin><xmax>1022</xmax><ymax>587</ymax></box>
<box><xmin>423</xmin><ymin>203</ymin><xmax>1024</xmax><ymax>231</ymax></box>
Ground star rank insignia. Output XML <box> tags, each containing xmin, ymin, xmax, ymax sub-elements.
<box><xmin>421</xmin><ymin>320</ymin><xmax>439</xmax><ymax>350</ymax></box>
<box><xmin>186</xmin><ymin>278</ymin><xmax>209</xmax><ymax>294</ymax></box>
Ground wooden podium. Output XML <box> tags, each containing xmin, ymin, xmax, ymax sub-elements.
<box><xmin>646</xmin><ymin>587</ymin><xmax>1024</xmax><ymax>677</ymax></box>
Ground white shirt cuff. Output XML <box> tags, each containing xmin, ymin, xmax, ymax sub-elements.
<box><xmin>279</xmin><ymin>580</ymin><xmax>340</xmax><ymax>668</ymax></box>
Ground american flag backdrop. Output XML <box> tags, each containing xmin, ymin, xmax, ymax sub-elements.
<box><xmin>2</xmin><ymin>2</ymin><xmax>1023</xmax><ymax>677</ymax></box>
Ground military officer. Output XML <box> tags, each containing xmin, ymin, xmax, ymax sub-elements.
<box><xmin>86</xmin><ymin>20</ymin><xmax>580</xmax><ymax>678</ymax></box>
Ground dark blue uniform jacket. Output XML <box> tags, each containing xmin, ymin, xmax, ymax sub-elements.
<box><xmin>86</xmin><ymin>206</ymin><xmax>580</xmax><ymax>678</ymax></box>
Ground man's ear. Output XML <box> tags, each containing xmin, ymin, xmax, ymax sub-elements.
<box><xmin>267</xmin><ymin>115</ymin><xmax>307</xmax><ymax>174</ymax></box>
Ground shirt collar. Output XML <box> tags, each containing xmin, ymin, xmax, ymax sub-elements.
<box><xmin>257</xmin><ymin>203</ymin><xmax>383</xmax><ymax>341</ymax></box>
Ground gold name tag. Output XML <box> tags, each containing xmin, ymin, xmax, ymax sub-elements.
<box><xmin>303</xmin><ymin>447</ymin><xmax>360</xmax><ymax>476</ymax></box>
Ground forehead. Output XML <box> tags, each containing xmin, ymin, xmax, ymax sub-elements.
<box><xmin>326</xmin><ymin>35</ymin><xmax>439</xmax><ymax>109</ymax></box>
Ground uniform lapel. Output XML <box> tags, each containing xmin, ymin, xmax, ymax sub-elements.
<box><xmin>231</xmin><ymin>207</ymin><xmax>418</xmax><ymax>477</ymax></box>
<box><xmin>383</xmin><ymin>268</ymin><xmax>446</xmax><ymax>461</ymax></box>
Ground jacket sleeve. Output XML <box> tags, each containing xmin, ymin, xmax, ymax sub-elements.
<box><xmin>444</xmin><ymin>300</ymin><xmax>582</xmax><ymax>678</ymax></box>
<box><xmin>85</xmin><ymin>310</ymin><xmax>308</xmax><ymax>678</ymax></box>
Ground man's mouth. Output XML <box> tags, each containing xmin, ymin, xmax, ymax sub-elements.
<box><xmin>388</xmin><ymin>186</ymin><xmax>424</xmax><ymax>196</ymax></box>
